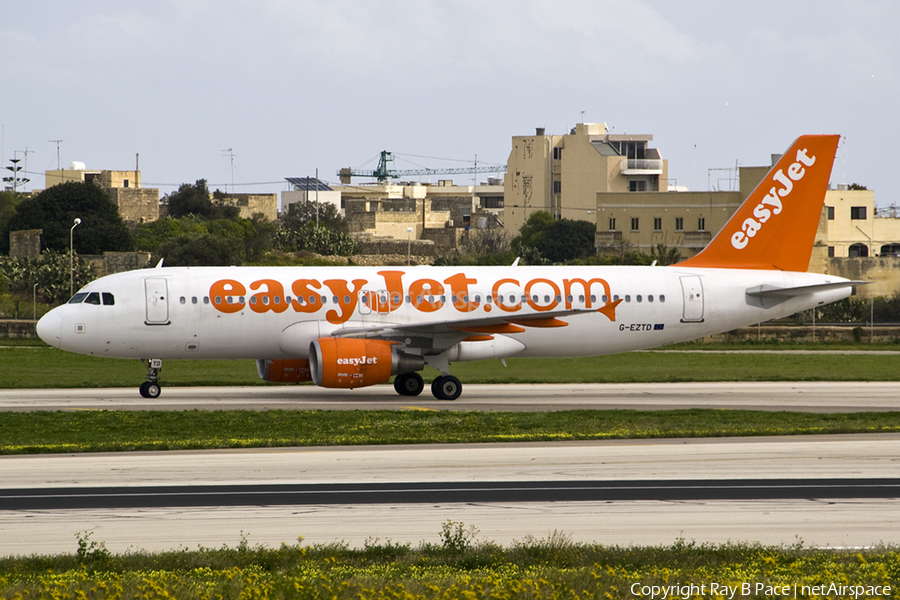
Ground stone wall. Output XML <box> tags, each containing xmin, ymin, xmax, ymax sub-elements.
<box><xmin>0</xmin><ymin>320</ymin><xmax>40</xmax><ymax>338</ymax></box>
<box><xmin>356</xmin><ymin>238</ymin><xmax>436</xmax><ymax>257</ymax></box>
<box><xmin>81</xmin><ymin>252</ymin><xmax>153</xmax><ymax>278</ymax></box>
<box><xmin>9</xmin><ymin>229</ymin><xmax>42</xmax><ymax>259</ymax></box>
<box><xmin>822</xmin><ymin>257</ymin><xmax>900</xmax><ymax>298</ymax></box>
<box><xmin>107</xmin><ymin>188</ymin><xmax>159</xmax><ymax>224</ymax></box>
<box><xmin>218</xmin><ymin>193</ymin><xmax>278</xmax><ymax>220</ymax></box>
<box><xmin>702</xmin><ymin>325</ymin><xmax>900</xmax><ymax>344</ymax></box>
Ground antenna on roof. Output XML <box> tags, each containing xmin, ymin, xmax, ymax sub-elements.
<box><xmin>222</xmin><ymin>148</ymin><xmax>235</xmax><ymax>193</ymax></box>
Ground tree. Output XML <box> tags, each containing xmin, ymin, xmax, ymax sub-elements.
<box><xmin>0</xmin><ymin>190</ymin><xmax>24</xmax><ymax>253</ymax></box>
<box><xmin>165</xmin><ymin>180</ymin><xmax>239</xmax><ymax>220</ymax></box>
<box><xmin>650</xmin><ymin>243</ymin><xmax>682</xmax><ymax>265</ymax></box>
<box><xmin>156</xmin><ymin>234</ymin><xmax>244</xmax><ymax>266</ymax></box>
<box><xmin>280</xmin><ymin>200</ymin><xmax>349</xmax><ymax>234</ymax></box>
<box><xmin>512</xmin><ymin>211</ymin><xmax>596</xmax><ymax>263</ymax></box>
<box><xmin>3</xmin><ymin>182</ymin><xmax>133</xmax><ymax>254</ymax></box>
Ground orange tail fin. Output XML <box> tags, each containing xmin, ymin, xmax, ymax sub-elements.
<box><xmin>677</xmin><ymin>134</ymin><xmax>840</xmax><ymax>271</ymax></box>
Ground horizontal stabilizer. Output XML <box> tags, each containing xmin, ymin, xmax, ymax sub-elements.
<box><xmin>746</xmin><ymin>280</ymin><xmax>868</xmax><ymax>298</ymax></box>
<box><xmin>745</xmin><ymin>280</ymin><xmax>867</xmax><ymax>308</ymax></box>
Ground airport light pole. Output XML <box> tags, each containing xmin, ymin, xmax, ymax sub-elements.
<box><xmin>407</xmin><ymin>227</ymin><xmax>413</xmax><ymax>266</ymax></box>
<box><xmin>70</xmin><ymin>218</ymin><xmax>81</xmax><ymax>297</ymax></box>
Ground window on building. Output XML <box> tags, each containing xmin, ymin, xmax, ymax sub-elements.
<box><xmin>849</xmin><ymin>243</ymin><xmax>869</xmax><ymax>258</ymax></box>
<box><xmin>826</xmin><ymin>206</ymin><xmax>835</xmax><ymax>220</ymax></box>
<box><xmin>552</xmin><ymin>180</ymin><xmax>561</xmax><ymax>193</ymax></box>
<box><xmin>675</xmin><ymin>217</ymin><xmax>684</xmax><ymax>231</ymax></box>
<box><xmin>123</xmin><ymin>179</ymin><xmax>129</xmax><ymax>188</ymax></box>
<box><xmin>552</xmin><ymin>147</ymin><xmax>563</xmax><ymax>160</ymax></box>
<box><xmin>629</xmin><ymin>180</ymin><xmax>648</xmax><ymax>192</ymax></box>
<box><xmin>880</xmin><ymin>244</ymin><xmax>900</xmax><ymax>256</ymax></box>
<box><xmin>608</xmin><ymin>218</ymin><xmax>616</xmax><ymax>231</ymax></box>
<box><xmin>653</xmin><ymin>217</ymin><xmax>662</xmax><ymax>231</ymax></box>
<box><xmin>828</xmin><ymin>246</ymin><xmax>835</xmax><ymax>257</ymax></box>
<box><xmin>631</xmin><ymin>217</ymin><xmax>639</xmax><ymax>231</ymax></box>
<box><xmin>851</xmin><ymin>206</ymin><xmax>867</xmax><ymax>220</ymax></box>
<box><xmin>698</xmin><ymin>217</ymin><xmax>706</xmax><ymax>231</ymax></box>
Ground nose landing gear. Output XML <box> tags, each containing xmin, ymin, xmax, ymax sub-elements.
<box><xmin>139</xmin><ymin>358</ymin><xmax>163</xmax><ymax>398</ymax></box>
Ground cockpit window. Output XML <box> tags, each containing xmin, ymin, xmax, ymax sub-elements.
<box><xmin>84</xmin><ymin>292</ymin><xmax>101</xmax><ymax>305</ymax></box>
<box><xmin>68</xmin><ymin>293</ymin><xmax>88</xmax><ymax>304</ymax></box>
<box><xmin>102</xmin><ymin>292</ymin><xmax>115</xmax><ymax>305</ymax></box>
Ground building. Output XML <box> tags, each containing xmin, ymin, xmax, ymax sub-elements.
<box><xmin>821</xmin><ymin>188</ymin><xmax>900</xmax><ymax>258</ymax></box>
<box><xmin>44</xmin><ymin>163</ymin><xmax>159</xmax><ymax>225</ymax></box>
<box><xmin>504</xmin><ymin>123</ymin><xmax>668</xmax><ymax>233</ymax></box>
<box><xmin>215</xmin><ymin>193</ymin><xmax>278</xmax><ymax>221</ymax></box>
<box><xmin>594</xmin><ymin>166</ymin><xmax>770</xmax><ymax>258</ymax></box>
<box><xmin>282</xmin><ymin>178</ymin><xmax>342</xmax><ymax>215</ymax></box>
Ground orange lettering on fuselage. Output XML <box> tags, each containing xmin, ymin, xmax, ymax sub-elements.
<box><xmin>249</xmin><ymin>279</ymin><xmax>289</xmax><ymax>314</ymax></box>
<box><xmin>290</xmin><ymin>279</ymin><xmax>322</xmax><ymax>314</ymax></box>
<box><xmin>209</xmin><ymin>272</ymin><xmax>619</xmax><ymax>322</ymax></box>
<box><xmin>323</xmin><ymin>279</ymin><xmax>366</xmax><ymax>324</ymax></box>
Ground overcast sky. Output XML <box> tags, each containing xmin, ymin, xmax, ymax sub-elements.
<box><xmin>3</xmin><ymin>1</ymin><xmax>898</xmax><ymax>207</ymax></box>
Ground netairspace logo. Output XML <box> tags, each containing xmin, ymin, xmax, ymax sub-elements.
<box><xmin>630</xmin><ymin>581</ymin><xmax>892</xmax><ymax>599</ymax></box>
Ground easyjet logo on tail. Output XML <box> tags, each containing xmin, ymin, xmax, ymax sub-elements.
<box><xmin>730</xmin><ymin>147</ymin><xmax>817</xmax><ymax>250</ymax></box>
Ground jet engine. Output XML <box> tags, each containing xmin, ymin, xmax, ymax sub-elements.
<box><xmin>310</xmin><ymin>337</ymin><xmax>425</xmax><ymax>389</ymax></box>
<box><xmin>256</xmin><ymin>358</ymin><xmax>312</xmax><ymax>383</ymax></box>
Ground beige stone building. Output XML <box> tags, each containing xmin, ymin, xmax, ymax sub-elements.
<box><xmin>594</xmin><ymin>166</ymin><xmax>770</xmax><ymax>258</ymax></box>
<box><xmin>44</xmin><ymin>164</ymin><xmax>159</xmax><ymax>225</ymax></box>
<box><xmin>820</xmin><ymin>188</ymin><xmax>900</xmax><ymax>258</ymax></box>
<box><xmin>504</xmin><ymin>123</ymin><xmax>668</xmax><ymax>233</ymax></box>
<box><xmin>335</xmin><ymin>180</ymin><xmax>503</xmax><ymax>246</ymax></box>
<box><xmin>216</xmin><ymin>193</ymin><xmax>278</xmax><ymax>221</ymax></box>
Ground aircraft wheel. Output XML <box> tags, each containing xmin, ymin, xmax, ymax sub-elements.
<box><xmin>394</xmin><ymin>372</ymin><xmax>424</xmax><ymax>396</ymax></box>
<box><xmin>431</xmin><ymin>375</ymin><xmax>462</xmax><ymax>401</ymax></box>
<box><xmin>140</xmin><ymin>381</ymin><xmax>161</xmax><ymax>399</ymax></box>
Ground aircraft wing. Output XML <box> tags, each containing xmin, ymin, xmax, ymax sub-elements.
<box><xmin>330</xmin><ymin>302</ymin><xmax>620</xmax><ymax>352</ymax></box>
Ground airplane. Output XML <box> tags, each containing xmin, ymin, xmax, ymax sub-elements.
<box><xmin>37</xmin><ymin>134</ymin><xmax>860</xmax><ymax>400</ymax></box>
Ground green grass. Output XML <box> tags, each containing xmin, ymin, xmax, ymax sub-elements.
<box><xmin>4</xmin><ymin>342</ymin><xmax>900</xmax><ymax>389</ymax></box>
<box><xmin>2</xmin><ymin>409</ymin><xmax>899</xmax><ymax>454</ymax></box>
<box><xmin>1</xmin><ymin>533</ymin><xmax>897</xmax><ymax>599</ymax></box>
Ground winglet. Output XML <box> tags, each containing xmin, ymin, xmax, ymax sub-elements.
<box><xmin>676</xmin><ymin>135</ymin><xmax>840</xmax><ymax>272</ymax></box>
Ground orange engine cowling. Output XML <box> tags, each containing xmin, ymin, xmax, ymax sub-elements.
<box><xmin>256</xmin><ymin>358</ymin><xmax>312</xmax><ymax>383</ymax></box>
<box><xmin>310</xmin><ymin>337</ymin><xmax>425</xmax><ymax>389</ymax></box>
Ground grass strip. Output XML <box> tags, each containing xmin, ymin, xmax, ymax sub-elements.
<box><xmin>2</xmin><ymin>409</ymin><xmax>899</xmax><ymax>454</ymax></box>
<box><xmin>1</xmin><ymin>533</ymin><xmax>897</xmax><ymax>599</ymax></box>
<box><xmin>5</xmin><ymin>345</ymin><xmax>900</xmax><ymax>389</ymax></box>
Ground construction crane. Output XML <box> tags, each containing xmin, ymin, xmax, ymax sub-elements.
<box><xmin>338</xmin><ymin>151</ymin><xmax>506</xmax><ymax>184</ymax></box>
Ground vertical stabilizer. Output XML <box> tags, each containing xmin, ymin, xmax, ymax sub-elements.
<box><xmin>677</xmin><ymin>135</ymin><xmax>839</xmax><ymax>271</ymax></box>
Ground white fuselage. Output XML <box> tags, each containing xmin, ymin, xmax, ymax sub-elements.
<box><xmin>37</xmin><ymin>265</ymin><xmax>852</xmax><ymax>362</ymax></box>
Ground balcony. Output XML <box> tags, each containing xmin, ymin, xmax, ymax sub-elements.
<box><xmin>596</xmin><ymin>231</ymin><xmax>623</xmax><ymax>243</ymax></box>
<box><xmin>682</xmin><ymin>231</ymin><xmax>712</xmax><ymax>248</ymax></box>
<box><xmin>622</xmin><ymin>158</ymin><xmax>663</xmax><ymax>175</ymax></box>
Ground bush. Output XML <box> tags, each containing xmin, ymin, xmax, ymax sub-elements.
<box><xmin>0</xmin><ymin>252</ymin><xmax>94</xmax><ymax>305</ymax></box>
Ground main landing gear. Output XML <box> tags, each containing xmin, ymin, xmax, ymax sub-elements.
<box><xmin>139</xmin><ymin>358</ymin><xmax>163</xmax><ymax>399</ymax></box>
<box><xmin>393</xmin><ymin>372</ymin><xmax>462</xmax><ymax>401</ymax></box>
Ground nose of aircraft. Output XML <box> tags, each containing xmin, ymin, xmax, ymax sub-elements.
<box><xmin>36</xmin><ymin>309</ymin><xmax>62</xmax><ymax>348</ymax></box>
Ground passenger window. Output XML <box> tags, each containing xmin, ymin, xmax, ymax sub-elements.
<box><xmin>191</xmin><ymin>296</ymin><xmax>198</xmax><ymax>304</ymax></box>
<box><xmin>84</xmin><ymin>292</ymin><xmax>101</xmax><ymax>305</ymax></box>
<box><xmin>203</xmin><ymin>297</ymin><xmax>210</xmax><ymax>304</ymax></box>
<box><xmin>180</xmin><ymin>296</ymin><xmax>186</xmax><ymax>304</ymax></box>
<box><xmin>660</xmin><ymin>295</ymin><xmax>666</xmax><ymax>303</ymax></box>
<box><xmin>68</xmin><ymin>293</ymin><xmax>88</xmax><ymax>304</ymax></box>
